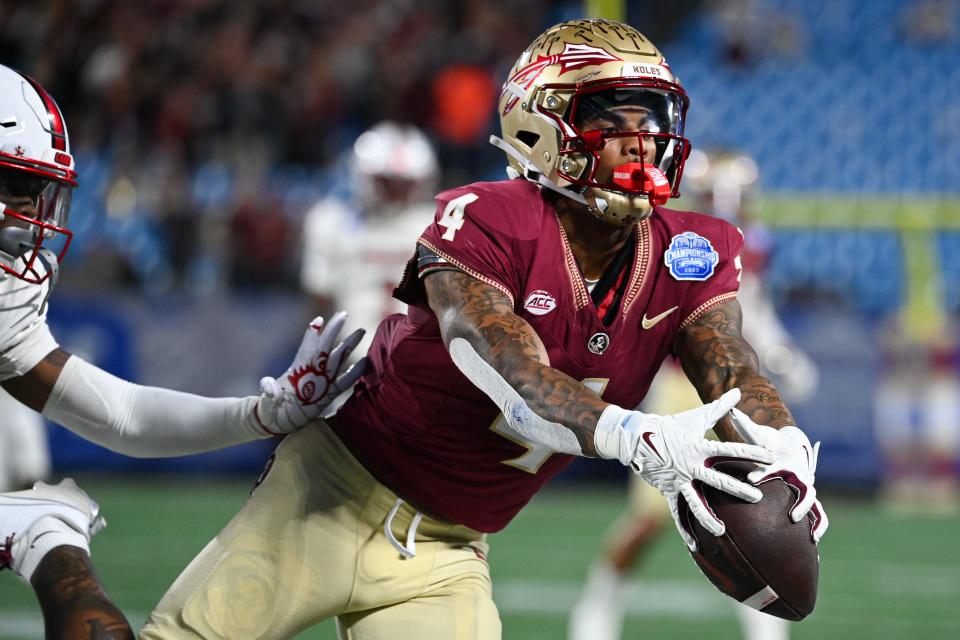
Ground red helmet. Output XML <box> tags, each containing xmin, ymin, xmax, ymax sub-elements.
<box><xmin>0</xmin><ymin>65</ymin><xmax>77</xmax><ymax>284</ymax></box>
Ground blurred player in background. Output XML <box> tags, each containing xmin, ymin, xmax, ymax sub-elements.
<box><xmin>301</xmin><ymin>121</ymin><xmax>438</xmax><ymax>357</ymax></box>
<box><xmin>4</xmin><ymin>21</ymin><xmax>827</xmax><ymax>640</ymax></box>
<box><xmin>874</xmin><ymin>319</ymin><xmax>960</xmax><ymax>512</ymax></box>
<box><xmin>0</xmin><ymin>389</ymin><xmax>50</xmax><ymax>491</ymax></box>
<box><xmin>0</xmin><ymin>63</ymin><xmax>364</xmax><ymax>636</ymax></box>
<box><xmin>569</xmin><ymin>150</ymin><xmax>819</xmax><ymax>640</ymax></box>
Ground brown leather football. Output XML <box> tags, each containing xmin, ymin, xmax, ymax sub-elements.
<box><xmin>679</xmin><ymin>460</ymin><xmax>820</xmax><ymax>620</ymax></box>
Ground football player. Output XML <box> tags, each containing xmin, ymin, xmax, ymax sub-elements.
<box><xmin>0</xmin><ymin>62</ymin><xmax>365</xmax><ymax>453</ymax></box>
<box><xmin>0</xmin><ymin>63</ymin><xmax>365</xmax><ymax>636</ymax></box>
<box><xmin>300</xmin><ymin>120</ymin><xmax>439</xmax><ymax>357</ymax></box>
<box><xmin>568</xmin><ymin>150</ymin><xmax>820</xmax><ymax>640</ymax></box>
<box><xmin>6</xmin><ymin>20</ymin><xmax>827</xmax><ymax>640</ymax></box>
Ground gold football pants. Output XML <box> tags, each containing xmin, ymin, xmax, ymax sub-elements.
<box><xmin>140</xmin><ymin>421</ymin><xmax>499</xmax><ymax>640</ymax></box>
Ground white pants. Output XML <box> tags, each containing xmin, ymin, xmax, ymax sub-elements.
<box><xmin>0</xmin><ymin>387</ymin><xmax>50</xmax><ymax>491</ymax></box>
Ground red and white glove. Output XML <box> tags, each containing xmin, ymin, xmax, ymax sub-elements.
<box><xmin>253</xmin><ymin>312</ymin><xmax>367</xmax><ymax>435</ymax></box>
<box><xmin>595</xmin><ymin>388</ymin><xmax>776</xmax><ymax>551</ymax></box>
<box><xmin>729</xmin><ymin>408</ymin><xmax>829</xmax><ymax>543</ymax></box>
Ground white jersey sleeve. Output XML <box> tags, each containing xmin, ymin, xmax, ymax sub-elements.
<box><xmin>0</xmin><ymin>272</ymin><xmax>59</xmax><ymax>381</ymax></box>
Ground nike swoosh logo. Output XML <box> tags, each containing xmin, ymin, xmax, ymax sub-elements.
<box><xmin>641</xmin><ymin>432</ymin><xmax>665</xmax><ymax>463</ymax></box>
<box><xmin>641</xmin><ymin>305</ymin><xmax>678</xmax><ymax>329</ymax></box>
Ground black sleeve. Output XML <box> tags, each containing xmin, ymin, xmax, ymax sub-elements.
<box><xmin>392</xmin><ymin>243</ymin><xmax>461</xmax><ymax>307</ymax></box>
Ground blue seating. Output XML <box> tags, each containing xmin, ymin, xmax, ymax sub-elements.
<box><xmin>664</xmin><ymin>0</ymin><xmax>960</xmax><ymax>192</ymax></box>
<box><xmin>766</xmin><ymin>230</ymin><xmax>904</xmax><ymax>312</ymax></box>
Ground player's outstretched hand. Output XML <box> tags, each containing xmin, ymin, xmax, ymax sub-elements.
<box><xmin>729</xmin><ymin>409</ymin><xmax>829</xmax><ymax>543</ymax></box>
<box><xmin>253</xmin><ymin>312</ymin><xmax>367</xmax><ymax>435</ymax></box>
<box><xmin>623</xmin><ymin>389</ymin><xmax>776</xmax><ymax>551</ymax></box>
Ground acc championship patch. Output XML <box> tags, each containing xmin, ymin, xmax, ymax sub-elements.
<box><xmin>664</xmin><ymin>232</ymin><xmax>719</xmax><ymax>281</ymax></box>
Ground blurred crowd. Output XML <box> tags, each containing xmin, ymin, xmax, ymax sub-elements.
<box><xmin>2</xmin><ymin>0</ymin><xmax>958</xmax><ymax>298</ymax></box>
<box><xmin>2</xmin><ymin>1</ymin><xmax>958</xmax><ymax>495</ymax></box>
<box><xmin>2</xmin><ymin>0</ymin><xmax>552</xmax><ymax>167</ymax></box>
<box><xmin>0</xmin><ymin>0</ymin><xmax>575</xmax><ymax>291</ymax></box>
<box><xmin>1</xmin><ymin>0</ymin><xmax>715</xmax><ymax>292</ymax></box>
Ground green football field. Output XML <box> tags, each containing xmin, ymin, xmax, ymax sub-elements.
<box><xmin>2</xmin><ymin>476</ymin><xmax>958</xmax><ymax>639</ymax></box>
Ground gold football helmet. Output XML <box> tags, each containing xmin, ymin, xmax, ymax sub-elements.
<box><xmin>491</xmin><ymin>19</ymin><xmax>691</xmax><ymax>225</ymax></box>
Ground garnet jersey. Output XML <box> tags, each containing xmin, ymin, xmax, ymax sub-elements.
<box><xmin>333</xmin><ymin>179</ymin><xmax>742</xmax><ymax>533</ymax></box>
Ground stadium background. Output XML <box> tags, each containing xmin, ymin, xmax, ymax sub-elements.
<box><xmin>1</xmin><ymin>0</ymin><xmax>959</xmax><ymax>638</ymax></box>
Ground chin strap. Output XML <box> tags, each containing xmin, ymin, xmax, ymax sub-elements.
<box><xmin>488</xmin><ymin>135</ymin><xmax>660</xmax><ymax>224</ymax></box>
<box><xmin>35</xmin><ymin>247</ymin><xmax>59</xmax><ymax>315</ymax></box>
<box><xmin>488</xmin><ymin>135</ymin><xmax>589</xmax><ymax>206</ymax></box>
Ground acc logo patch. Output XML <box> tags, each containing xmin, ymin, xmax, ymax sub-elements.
<box><xmin>524</xmin><ymin>289</ymin><xmax>557</xmax><ymax>316</ymax></box>
<box><xmin>664</xmin><ymin>232</ymin><xmax>719</xmax><ymax>281</ymax></box>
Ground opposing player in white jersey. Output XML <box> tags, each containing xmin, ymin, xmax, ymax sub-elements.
<box><xmin>301</xmin><ymin>121</ymin><xmax>438</xmax><ymax>357</ymax></box>
<box><xmin>0</xmin><ymin>63</ymin><xmax>365</xmax><ymax>636</ymax></box>
<box><xmin>569</xmin><ymin>151</ymin><xmax>819</xmax><ymax>640</ymax></box>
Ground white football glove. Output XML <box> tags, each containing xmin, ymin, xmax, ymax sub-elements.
<box><xmin>729</xmin><ymin>409</ymin><xmax>829</xmax><ymax>543</ymax></box>
<box><xmin>595</xmin><ymin>388</ymin><xmax>775</xmax><ymax>551</ymax></box>
<box><xmin>252</xmin><ymin>312</ymin><xmax>367</xmax><ymax>435</ymax></box>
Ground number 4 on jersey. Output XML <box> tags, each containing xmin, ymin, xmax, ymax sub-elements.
<box><xmin>438</xmin><ymin>193</ymin><xmax>478</xmax><ymax>241</ymax></box>
<box><xmin>491</xmin><ymin>379</ymin><xmax>609</xmax><ymax>473</ymax></box>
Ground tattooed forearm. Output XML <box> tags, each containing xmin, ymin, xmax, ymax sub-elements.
<box><xmin>675</xmin><ymin>299</ymin><xmax>796</xmax><ymax>441</ymax></box>
<box><xmin>425</xmin><ymin>269</ymin><xmax>608</xmax><ymax>455</ymax></box>
<box><xmin>31</xmin><ymin>546</ymin><xmax>134</xmax><ymax>639</ymax></box>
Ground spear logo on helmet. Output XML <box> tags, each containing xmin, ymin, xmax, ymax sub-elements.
<box><xmin>501</xmin><ymin>43</ymin><xmax>622</xmax><ymax>115</ymax></box>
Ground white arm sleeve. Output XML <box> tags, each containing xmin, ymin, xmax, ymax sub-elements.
<box><xmin>41</xmin><ymin>356</ymin><xmax>269</xmax><ymax>458</ymax></box>
<box><xmin>448</xmin><ymin>337</ymin><xmax>585</xmax><ymax>456</ymax></box>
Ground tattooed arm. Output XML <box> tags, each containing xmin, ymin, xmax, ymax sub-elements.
<box><xmin>674</xmin><ymin>298</ymin><xmax>795</xmax><ymax>441</ymax></box>
<box><xmin>676</xmin><ymin>298</ymin><xmax>831</xmax><ymax>541</ymax></box>
<box><xmin>424</xmin><ymin>268</ymin><xmax>609</xmax><ymax>456</ymax></box>
<box><xmin>31</xmin><ymin>546</ymin><xmax>134</xmax><ymax>640</ymax></box>
<box><xmin>426</xmin><ymin>267</ymin><xmax>774</xmax><ymax>545</ymax></box>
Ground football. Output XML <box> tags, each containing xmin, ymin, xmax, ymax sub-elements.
<box><xmin>679</xmin><ymin>461</ymin><xmax>820</xmax><ymax>620</ymax></box>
